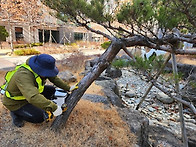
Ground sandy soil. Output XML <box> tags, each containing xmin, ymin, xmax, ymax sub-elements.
<box><xmin>176</xmin><ymin>55</ymin><xmax>196</xmax><ymax>65</ymax></box>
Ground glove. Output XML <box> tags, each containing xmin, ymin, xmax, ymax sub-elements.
<box><xmin>45</xmin><ymin>111</ymin><xmax>54</xmax><ymax>122</ymax></box>
<box><xmin>61</xmin><ymin>103</ymin><xmax>68</xmax><ymax>112</ymax></box>
<box><xmin>53</xmin><ymin>105</ymin><xmax>63</xmax><ymax>116</ymax></box>
<box><xmin>70</xmin><ymin>82</ymin><xmax>79</xmax><ymax>92</ymax></box>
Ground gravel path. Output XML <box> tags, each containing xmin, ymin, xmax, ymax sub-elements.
<box><xmin>116</xmin><ymin>69</ymin><xmax>196</xmax><ymax>137</ymax></box>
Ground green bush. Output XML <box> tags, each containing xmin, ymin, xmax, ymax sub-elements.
<box><xmin>130</xmin><ymin>55</ymin><xmax>165</xmax><ymax>74</ymax></box>
<box><xmin>101</xmin><ymin>41</ymin><xmax>111</xmax><ymax>49</ymax></box>
<box><xmin>14</xmin><ymin>49</ymin><xmax>40</xmax><ymax>56</ymax></box>
<box><xmin>0</xmin><ymin>26</ymin><xmax>9</xmax><ymax>42</ymax></box>
<box><xmin>70</xmin><ymin>43</ymin><xmax>77</xmax><ymax>46</ymax></box>
<box><xmin>111</xmin><ymin>59</ymin><xmax>130</xmax><ymax>68</ymax></box>
<box><xmin>31</xmin><ymin>42</ymin><xmax>43</xmax><ymax>47</ymax></box>
<box><xmin>14</xmin><ymin>44</ymin><xmax>30</xmax><ymax>48</ymax></box>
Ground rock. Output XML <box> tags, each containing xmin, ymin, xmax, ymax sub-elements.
<box><xmin>117</xmin><ymin>108</ymin><xmax>150</xmax><ymax>147</ymax></box>
<box><xmin>85</xmin><ymin>57</ymin><xmax>99</xmax><ymax>70</ymax></box>
<box><xmin>105</xmin><ymin>66</ymin><xmax>122</xmax><ymax>79</ymax></box>
<box><xmin>84</xmin><ymin>57</ymin><xmax>100</xmax><ymax>75</ymax></box>
<box><xmin>156</xmin><ymin>92</ymin><xmax>174</xmax><ymax>104</ymax></box>
<box><xmin>95</xmin><ymin>79</ymin><xmax>124</xmax><ymax>108</ymax></box>
<box><xmin>115</xmin><ymin>68</ymin><xmax>196</xmax><ymax>147</ymax></box>
<box><xmin>187</xmin><ymin>128</ymin><xmax>196</xmax><ymax>147</ymax></box>
<box><xmin>148</xmin><ymin>125</ymin><xmax>183</xmax><ymax>147</ymax></box>
<box><xmin>120</xmin><ymin>55</ymin><xmax>133</xmax><ymax>61</ymax></box>
<box><xmin>58</xmin><ymin>70</ymin><xmax>77</xmax><ymax>83</ymax></box>
<box><xmin>82</xmin><ymin>94</ymin><xmax>110</xmax><ymax>105</ymax></box>
<box><xmin>184</xmin><ymin>114</ymin><xmax>191</xmax><ymax>119</ymax></box>
<box><xmin>95</xmin><ymin>76</ymin><xmax>111</xmax><ymax>81</ymax></box>
<box><xmin>125</xmin><ymin>93</ymin><xmax>136</xmax><ymax>98</ymax></box>
<box><xmin>148</xmin><ymin>107</ymin><xmax>156</xmax><ymax>112</ymax></box>
<box><xmin>103</xmin><ymin>88</ymin><xmax>124</xmax><ymax>108</ymax></box>
<box><xmin>181</xmin><ymin>74</ymin><xmax>196</xmax><ymax>106</ymax></box>
<box><xmin>166</xmin><ymin>61</ymin><xmax>196</xmax><ymax>79</ymax></box>
<box><xmin>124</xmin><ymin>89</ymin><xmax>136</xmax><ymax>98</ymax></box>
<box><xmin>96</xmin><ymin>79</ymin><xmax>120</xmax><ymax>97</ymax></box>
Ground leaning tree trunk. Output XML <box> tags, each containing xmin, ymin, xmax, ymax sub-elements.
<box><xmin>51</xmin><ymin>40</ymin><xmax>123</xmax><ymax>131</ymax></box>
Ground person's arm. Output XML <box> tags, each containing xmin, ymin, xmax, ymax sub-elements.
<box><xmin>15</xmin><ymin>69</ymin><xmax>57</xmax><ymax>112</ymax></box>
<box><xmin>48</xmin><ymin>76</ymin><xmax>70</xmax><ymax>91</ymax></box>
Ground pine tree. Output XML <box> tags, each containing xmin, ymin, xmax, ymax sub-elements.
<box><xmin>42</xmin><ymin>1</ymin><xmax>196</xmax><ymax>146</ymax></box>
<box><xmin>0</xmin><ymin>26</ymin><xmax>9</xmax><ymax>49</ymax></box>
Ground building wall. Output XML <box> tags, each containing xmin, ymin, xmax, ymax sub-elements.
<box><xmin>58</xmin><ymin>27</ymin><xmax>74</xmax><ymax>44</ymax></box>
<box><xmin>2</xmin><ymin>23</ymin><xmax>40</xmax><ymax>43</ymax></box>
<box><xmin>1</xmin><ymin>21</ymin><xmax>97</xmax><ymax>45</ymax></box>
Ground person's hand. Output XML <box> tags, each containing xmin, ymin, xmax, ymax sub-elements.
<box><xmin>70</xmin><ymin>82</ymin><xmax>79</xmax><ymax>92</ymax></box>
<box><xmin>53</xmin><ymin>105</ymin><xmax>63</xmax><ymax>116</ymax></box>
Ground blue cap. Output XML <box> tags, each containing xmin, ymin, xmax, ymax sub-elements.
<box><xmin>29</xmin><ymin>54</ymin><xmax>59</xmax><ymax>77</ymax></box>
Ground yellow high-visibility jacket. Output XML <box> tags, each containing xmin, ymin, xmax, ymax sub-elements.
<box><xmin>1</xmin><ymin>58</ymin><xmax>70</xmax><ymax>112</ymax></box>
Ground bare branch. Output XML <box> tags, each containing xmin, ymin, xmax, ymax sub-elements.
<box><xmin>122</xmin><ymin>45</ymin><xmax>136</xmax><ymax>62</ymax></box>
<box><xmin>74</xmin><ymin>17</ymin><xmax>113</xmax><ymax>40</ymax></box>
<box><xmin>108</xmin><ymin>24</ymin><xmax>134</xmax><ymax>36</ymax></box>
<box><xmin>124</xmin><ymin>36</ymin><xmax>196</xmax><ymax>55</ymax></box>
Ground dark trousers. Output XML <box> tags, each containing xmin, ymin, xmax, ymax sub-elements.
<box><xmin>11</xmin><ymin>85</ymin><xmax>55</xmax><ymax>123</ymax></box>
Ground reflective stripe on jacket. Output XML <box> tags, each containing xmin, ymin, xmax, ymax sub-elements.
<box><xmin>1</xmin><ymin>63</ymin><xmax>44</xmax><ymax>100</ymax></box>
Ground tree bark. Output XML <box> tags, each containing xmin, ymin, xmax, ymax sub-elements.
<box><xmin>51</xmin><ymin>40</ymin><xmax>123</xmax><ymax>131</ymax></box>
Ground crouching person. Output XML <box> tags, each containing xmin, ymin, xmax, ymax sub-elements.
<box><xmin>1</xmin><ymin>54</ymin><xmax>70</xmax><ymax>127</ymax></box>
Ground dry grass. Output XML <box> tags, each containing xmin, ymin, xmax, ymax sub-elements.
<box><xmin>57</xmin><ymin>51</ymin><xmax>88</xmax><ymax>73</ymax></box>
<box><xmin>0</xmin><ymin>99</ymin><xmax>136</xmax><ymax>147</ymax></box>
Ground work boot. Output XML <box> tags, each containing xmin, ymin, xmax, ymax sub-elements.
<box><xmin>10</xmin><ymin>112</ymin><xmax>24</xmax><ymax>127</ymax></box>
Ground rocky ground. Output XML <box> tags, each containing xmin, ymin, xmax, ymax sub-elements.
<box><xmin>83</xmin><ymin>55</ymin><xmax>196</xmax><ymax>146</ymax></box>
<box><xmin>116</xmin><ymin>69</ymin><xmax>196</xmax><ymax>138</ymax></box>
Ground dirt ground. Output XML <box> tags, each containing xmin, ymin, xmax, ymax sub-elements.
<box><xmin>176</xmin><ymin>55</ymin><xmax>196</xmax><ymax>65</ymax></box>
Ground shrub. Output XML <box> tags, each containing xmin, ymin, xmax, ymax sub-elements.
<box><xmin>111</xmin><ymin>59</ymin><xmax>130</xmax><ymax>68</ymax></box>
<box><xmin>0</xmin><ymin>26</ymin><xmax>9</xmax><ymax>42</ymax></box>
<box><xmin>101</xmin><ymin>41</ymin><xmax>111</xmax><ymax>49</ymax></box>
<box><xmin>13</xmin><ymin>42</ymin><xmax>43</xmax><ymax>49</ymax></box>
<box><xmin>14</xmin><ymin>49</ymin><xmax>40</xmax><ymax>56</ymax></box>
<box><xmin>13</xmin><ymin>44</ymin><xmax>30</xmax><ymax>48</ymax></box>
<box><xmin>129</xmin><ymin>55</ymin><xmax>166</xmax><ymax>77</ymax></box>
<box><xmin>31</xmin><ymin>42</ymin><xmax>43</xmax><ymax>47</ymax></box>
